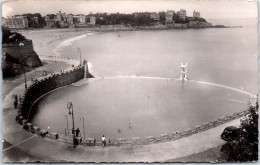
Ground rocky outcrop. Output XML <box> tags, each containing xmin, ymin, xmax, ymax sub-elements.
<box><xmin>2</xmin><ymin>39</ymin><xmax>42</xmax><ymax>78</ymax></box>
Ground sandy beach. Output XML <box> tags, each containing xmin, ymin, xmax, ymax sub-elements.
<box><xmin>18</xmin><ymin>28</ymin><xmax>96</xmax><ymax>58</ymax></box>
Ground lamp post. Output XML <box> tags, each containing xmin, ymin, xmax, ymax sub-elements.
<box><xmin>77</xmin><ymin>47</ymin><xmax>82</xmax><ymax>65</ymax></box>
<box><xmin>65</xmin><ymin>115</ymin><xmax>69</xmax><ymax>135</ymax></box>
<box><xmin>67</xmin><ymin>102</ymin><xmax>76</xmax><ymax>145</ymax></box>
<box><xmin>23</xmin><ymin>69</ymin><xmax>27</xmax><ymax>90</ymax></box>
<box><xmin>80</xmin><ymin>117</ymin><xmax>85</xmax><ymax>140</ymax></box>
<box><xmin>18</xmin><ymin>43</ymin><xmax>27</xmax><ymax>90</ymax></box>
<box><xmin>20</xmin><ymin>57</ymin><xmax>27</xmax><ymax>90</ymax></box>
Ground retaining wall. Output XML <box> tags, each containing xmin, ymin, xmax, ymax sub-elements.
<box><xmin>20</xmin><ymin>64</ymin><xmax>88</xmax><ymax>120</ymax></box>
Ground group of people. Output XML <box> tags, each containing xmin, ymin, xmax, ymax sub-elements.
<box><xmin>13</xmin><ymin>94</ymin><xmax>22</xmax><ymax>109</ymax></box>
<box><xmin>73</xmin><ymin>128</ymin><xmax>107</xmax><ymax>147</ymax></box>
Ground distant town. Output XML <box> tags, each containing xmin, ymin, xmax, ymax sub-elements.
<box><xmin>2</xmin><ymin>9</ymin><xmax>215</xmax><ymax>29</ymax></box>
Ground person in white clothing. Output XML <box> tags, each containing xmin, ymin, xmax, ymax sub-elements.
<box><xmin>102</xmin><ymin>135</ymin><xmax>106</xmax><ymax>147</ymax></box>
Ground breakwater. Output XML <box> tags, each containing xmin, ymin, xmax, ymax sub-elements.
<box><xmin>19</xmin><ymin>63</ymin><xmax>90</xmax><ymax>120</ymax></box>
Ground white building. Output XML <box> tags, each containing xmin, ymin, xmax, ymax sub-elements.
<box><xmin>165</xmin><ymin>10</ymin><xmax>175</xmax><ymax>22</ymax></box>
<box><xmin>179</xmin><ymin>9</ymin><xmax>186</xmax><ymax>20</ymax></box>
<box><xmin>193</xmin><ymin>10</ymin><xmax>200</xmax><ymax>18</ymax></box>
<box><xmin>150</xmin><ymin>12</ymin><xmax>159</xmax><ymax>21</ymax></box>
<box><xmin>79</xmin><ymin>15</ymin><xmax>86</xmax><ymax>23</ymax></box>
<box><xmin>89</xmin><ymin>16</ymin><xmax>96</xmax><ymax>25</ymax></box>
<box><xmin>2</xmin><ymin>16</ymin><xmax>29</xmax><ymax>28</ymax></box>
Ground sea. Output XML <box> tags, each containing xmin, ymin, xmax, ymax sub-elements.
<box><xmin>29</xmin><ymin>18</ymin><xmax>258</xmax><ymax>140</ymax></box>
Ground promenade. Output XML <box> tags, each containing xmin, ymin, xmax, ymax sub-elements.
<box><xmin>2</xmin><ymin>58</ymin><xmax>242</xmax><ymax>162</ymax></box>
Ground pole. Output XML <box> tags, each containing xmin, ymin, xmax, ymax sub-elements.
<box><xmin>71</xmin><ymin>105</ymin><xmax>75</xmax><ymax>138</ymax></box>
<box><xmin>21</xmin><ymin>59</ymin><xmax>27</xmax><ymax>90</ymax></box>
<box><xmin>80</xmin><ymin>117</ymin><xmax>85</xmax><ymax>140</ymax></box>
<box><xmin>67</xmin><ymin>102</ymin><xmax>76</xmax><ymax>145</ymax></box>
<box><xmin>23</xmin><ymin>69</ymin><xmax>27</xmax><ymax>90</ymax></box>
<box><xmin>78</xmin><ymin>47</ymin><xmax>81</xmax><ymax>65</ymax></box>
<box><xmin>65</xmin><ymin>115</ymin><xmax>69</xmax><ymax>135</ymax></box>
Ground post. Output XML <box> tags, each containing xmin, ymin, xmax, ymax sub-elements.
<box><xmin>21</xmin><ymin>58</ymin><xmax>27</xmax><ymax>90</ymax></box>
<box><xmin>84</xmin><ymin>60</ymin><xmax>89</xmax><ymax>79</ymax></box>
<box><xmin>67</xmin><ymin>102</ymin><xmax>76</xmax><ymax>145</ymax></box>
<box><xmin>77</xmin><ymin>47</ymin><xmax>81</xmax><ymax>65</ymax></box>
<box><xmin>65</xmin><ymin>115</ymin><xmax>69</xmax><ymax>135</ymax></box>
<box><xmin>80</xmin><ymin>117</ymin><xmax>85</xmax><ymax>140</ymax></box>
<box><xmin>23</xmin><ymin>69</ymin><xmax>27</xmax><ymax>90</ymax></box>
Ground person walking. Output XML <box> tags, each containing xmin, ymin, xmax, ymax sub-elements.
<box><xmin>75</xmin><ymin>128</ymin><xmax>80</xmax><ymax>137</ymax></box>
<box><xmin>13</xmin><ymin>94</ymin><xmax>18</xmax><ymax>109</ymax></box>
<box><xmin>102</xmin><ymin>135</ymin><xmax>106</xmax><ymax>148</ymax></box>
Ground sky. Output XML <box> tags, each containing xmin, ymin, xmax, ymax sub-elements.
<box><xmin>1</xmin><ymin>0</ymin><xmax>258</xmax><ymax>19</ymax></box>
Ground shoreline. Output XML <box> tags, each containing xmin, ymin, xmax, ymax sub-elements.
<box><xmin>16</xmin><ymin>24</ymin><xmax>231</xmax><ymax>33</ymax></box>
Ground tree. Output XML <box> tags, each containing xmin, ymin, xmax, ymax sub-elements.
<box><xmin>2</xmin><ymin>27</ymin><xmax>26</xmax><ymax>43</ymax></box>
<box><xmin>221</xmin><ymin>99</ymin><xmax>258</xmax><ymax>162</ymax></box>
<box><xmin>55</xmin><ymin>21</ymin><xmax>61</xmax><ymax>28</ymax></box>
<box><xmin>159</xmin><ymin>12</ymin><xmax>165</xmax><ymax>22</ymax></box>
<box><xmin>22</xmin><ymin>13</ymin><xmax>46</xmax><ymax>28</ymax></box>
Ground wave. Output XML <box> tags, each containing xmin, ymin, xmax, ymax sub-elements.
<box><xmin>52</xmin><ymin>33</ymin><xmax>88</xmax><ymax>56</ymax></box>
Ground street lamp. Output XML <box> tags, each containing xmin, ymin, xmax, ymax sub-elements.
<box><xmin>23</xmin><ymin>68</ymin><xmax>27</xmax><ymax>90</ymax></box>
<box><xmin>67</xmin><ymin>102</ymin><xmax>77</xmax><ymax>146</ymax></box>
<box><xmin>80</xmin><ymin>117</ymin><xmax>85</xmax><ymax>140</ymax></box>
<box><xmin>19</xmin><ymin>58</ymin><xmax>27</xmax><ymax>90</ymax></box>
<box><xmin>65</xmin><ymin>115</ymin><xmax>69</xmax><ymax>135</ymax></box>
<box><xmin>18</xmin><ymin>42</ymin><xmax>27</xmax><ymax>90</ymax></box>
<box><xmin>77</xmin><ymin>47</ymin><xmax>82</xmax><ymax>65</ymax></box>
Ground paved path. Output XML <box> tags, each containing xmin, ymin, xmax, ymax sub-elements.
<box><xmin>2</xmin><ymin>58</ymin><xmax>244</xmax><ymax>162</ymax></box>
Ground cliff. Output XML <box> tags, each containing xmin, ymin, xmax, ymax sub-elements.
<box><xmin>2</xmin><ymin>39</ymin><xmax>42</xmax><ymax>78</ymax></box>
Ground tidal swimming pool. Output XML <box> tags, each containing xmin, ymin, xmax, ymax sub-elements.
<box><xmin>31</xmin><ymin>78</ymin><xmax>251</xmax><ymax>140</ymax></box>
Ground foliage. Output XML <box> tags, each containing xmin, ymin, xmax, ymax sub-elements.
<box><xmin>221</xmin><ymin>100</ymin><xmax>258</xmax><ymax>162</ymax></box>
<box><xmin>2</xmin><ymin>27</ymin><xmax>26</xmax><ymax>43</ymax></box>
<box><xmin>158</xmin><ymin>12</ymin><xmax>165</xmax><ymax>22</ymax></box>
<box><xmin>20</xmin><ymin>13</ymin><xmax>46</xmax><ymax>28</ymax></box>
<box><xmin>55</xmin><ymin>21</ymin><xmax>61</xmax><ymax>28</ymax></box>
<box><xmin>93</xmin><ymin>12</ymin><xmax>151</xmax><ymax>26</ymax></box>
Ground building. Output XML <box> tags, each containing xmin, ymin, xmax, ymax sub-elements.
<box><xmin>67</xmin><ymin>14</ymin><xmax>74</xmax><ymax>25</ymax></box>
<box><xmin>56</xmin><ymin>11</ymin><xmax>67</xmax><ymax>22</ymax></box>
<box><xmin>193</xmin><ymin>10</ymin><xmax>200</xmax><ymax>18</ymax></box>
<box><xmin>165</xmin><ymin>10</ymin><xmax>175</xmax><ymax>22</ymax></box>
<box><xmin>79</xmin><ymin>15</ymin><xmax>86</xmax><ymax>23</ymax></box>
<box><xmin>150</xmin><ymin>12</ymin><xmax>159</xmax><ymax>21</ymax></box>
<box><xmin>179</xmin><ymin>9</ymin><xmax>186</xmax><ymax>20</ymax></box>
<box><xmin>45</xmin><ymin>20</ymin><xmax>55</xmax><ymax>28</ymax></box>
<box><xmin>89</xmin><ymin>16</ymin><xmax>96</xmax><ymax>25</ymax></box>
<box><xmin>2</xmin><ymin>16</ymin><xmax>29</xmax><ymax>28</ymax></box>
<box><xmin>73</xmin><ymin>15</ymin><xmax>81</xmax><ymax>24</ymax></box>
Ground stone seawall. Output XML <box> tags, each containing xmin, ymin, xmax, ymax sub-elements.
<box><xmin>19</xmin><ymin>64</ymin><xmax>89</xmax><ymax>120</ymax></box>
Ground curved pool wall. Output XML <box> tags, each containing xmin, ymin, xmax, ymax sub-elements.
<box><xmin>19</xmin><ymin>62</ymin><xmax>90</xmax><ymax>120</ymax></box>
<box><xmin>16</xmin><ymin>60</ymin><xmax>255</xmax><ymax>146</ymax></box>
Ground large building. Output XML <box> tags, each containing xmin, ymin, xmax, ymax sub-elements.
<box><xmin>165</xmin><ymin>10</ymin><xmax>175</xmax><ymax>22</ymax></box>
<box><xmin>67</xmin><ymin>14</ymin><xmax>74</xmax><ymax>25</ymax></box>
<box><xmin>2</xmin><ymin>16</ymin><xmax>29</xmax><ymax>28</ymax></box>
<box><xmin>79</xmin><ymin>15</ymin><xmax>86</xmax><ymax>23</ymax></box>
<box><xmin>193</xmin><ymin>10</ymin><xmax>200</xmax><ymax>18</ymax></box>
<box><xmin>57</xmin><ymin>11</ymin><xmax>67</xmax><ymax>22</ymax></box>
<box><xmin>89</xmin><ymin>16</ymin><xmax>96</xmax><ymax>25</ymax></box>
<box><xmin>179</xmin><ymin>9</ymin><xmax>186</xmax><ymax>20</ymax></box>
<box><xmin>150</xmin><ymin>12</ymin><xmax>159</xmax><ymax>21</ymax></box>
